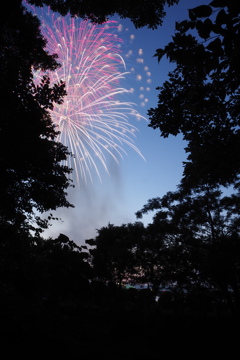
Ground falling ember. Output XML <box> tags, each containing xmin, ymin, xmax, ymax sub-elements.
<box><xmin>32</xmin><ymin>8</ymin><xmax>146</xmax><ymax>184</ymax></box>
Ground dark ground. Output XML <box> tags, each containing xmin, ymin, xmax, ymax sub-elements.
<box><xmin>1</xmin><ymin>296</ymin><xmax>239</xmax><ymax>358</ymax></box>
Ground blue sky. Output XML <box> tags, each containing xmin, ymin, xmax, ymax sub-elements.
<box><xmin>43</xmin><ymin>0</ymin><xmax>208</xmax><ymax>244</ymax></box>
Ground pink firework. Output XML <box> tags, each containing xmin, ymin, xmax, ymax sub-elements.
<box><xmin>33</xmin><ymin>8</ymin><xmax>145</xmax><ymax>183</ymax></box>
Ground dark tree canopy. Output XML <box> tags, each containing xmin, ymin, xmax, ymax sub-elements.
<box><xmin>27</xmin><ymin>0</ymin><xmax>179</xmax><ymax>29</ymax></box>
<box><xmin>86</xmin><ymin>222</ymin><xmax>145</xmax><ymax>286</ymax></box>
<box><xmin>0</xmin><ymin>2</ymin><xmax>73</xmax><ymax>235</ymax></box>
<box><xmin>1</xmin><ymin>1</ymin><xmax>240</xmax><ymax>357</ymax></box>
<box><xmin>136</xmin><ymin>184</ymin><xmax>240</xmax><ymax>312</ymax></box>
<box><xmin>148</xmin><ymin>1</ymin><xmax>240</xmax><ymax>188</ymax></box>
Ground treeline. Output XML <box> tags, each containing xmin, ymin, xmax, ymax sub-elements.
<box><xmin>3</xmin><ymin>185</ymin><xmax>239</xmax><ymax>316</ymax></box>
<box><xmin>1</xmin><ymin>0</ymin><xmax>240</xmax><ymax>356</ymax></box>
<box><xmin>1</xmin><ymin>186</ymin><xmax>239</xmax><ymax>356</ymax></box>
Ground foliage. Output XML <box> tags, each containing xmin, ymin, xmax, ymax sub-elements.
<box><xmin>86</xmin><ymin>222</ymin><xmax>145</xmax><ymax>286</ymax></box>
<box><xmin>27</xmin><ymin>0</ymin><xmax>179</xmax><ymax>29</ymax></box>
<box><xmin>148</xmin><ymin>1</ymin><xmax>240</xmax><ymax>188</ymax></box>
<box><xmin>0</xmin><ymin>232</ymin><xmax>91</xmax><ymax>306</ymax></box>
<box><xmin>136</xmin><ymin>185</ymin><xmax>240</xmax><ymax>313</ymax></box>
<box><xmin>0</xmin><ymin>2</ymin><xmax>73</xmax><ymax>235</ymax></box>
<box><xmin>2</xmin><ymin>233</ymin><xmax>237</xmax><ymax>359</ymax></box>
<box><xmin>84</xmin><ymin>183</ymin><xmax>240</xmax><ymax>315</ymax></box>
<box><xmin>1</xmin><ymin>1</ymin><xmax>240</xmax><ymax>356</ymax></box>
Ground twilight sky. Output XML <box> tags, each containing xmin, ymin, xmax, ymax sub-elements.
<box><xmin>41</xmin><ymin>0</ymin><xmax>208</xmax><ymax>244</ymax></box>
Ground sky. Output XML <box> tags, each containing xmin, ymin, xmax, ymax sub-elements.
<box><xmin>39</xmin><ymin>0</ymin><xmax>208</xmax><ymax>244</ymax></box>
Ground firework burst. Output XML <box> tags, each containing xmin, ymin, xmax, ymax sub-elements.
<box><xmin>34</xmin><ymin>8</ymin><xmax>146</xmax><ymax>183</ymax></box>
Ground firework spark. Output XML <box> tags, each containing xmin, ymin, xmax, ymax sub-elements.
<box><xmin>34</xmin><ymin>9</ymin><xmax>146</xmax><ymax>183</ymax></box>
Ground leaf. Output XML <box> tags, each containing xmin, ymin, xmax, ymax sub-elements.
<box><xmin>212</xmin><ymin>23</ymin><xmax>225</xmax><ymax>35</ymax></box>
<box><xmin>154</xmin><ymin>48</ymin><xmax>166</xmax><ymax>63</ymax></box>
<box><xmin>85</xmin><ymin>238</ymin><xmax>96</xmax><ymax>246</ymax></box>
<box><xmin>190</xmin><ymin>5</ymin><xmax>212</xmax><ymax>19</ymax></box>
<box><xmin>196</xmin><ymin>18</ymin><xmax>212</xmax><ymax>39</ymax></box>
<box><xmin>209</xmin><ymin>0</ymin><xmax>228</xmax><ymax>7</ymax></box>
<box><xmin>216</xmin><ymin>9</ymin><xmax>229</xmax><ymax>26</ymax></box>
<box><xmin>204</xmin><ymin>18</ymin><xmax>213</xmax><ymax>36</ymax></box>
<box><xmin>206</xmin><ymin>37</ymin><xmax>222</xmax><ymax>53</ymax></box>
<box><xmin>188</xmin><ymin>9</ymin><xmax>197</xmax><ymax>21</ymax></box>
<box><xmin>176</xmin><ymin>20</ymin><xmax>195</xmax><ymax>33</ymax></box>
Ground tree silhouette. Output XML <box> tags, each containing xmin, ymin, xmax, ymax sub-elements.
<box><xmin>27</xmin><ymin>0</ymin><xmax>179</xmax><ymax>29</ymax></box>
<box><xmin>86</xmin><ymin>223</ymin><xmax>145</xmax><ymax>287</ymax></box>
<box><xmin>137</xmin><ymin>185</ymin><xmax>240</xmax><ymax>314</ymax></box>
<box><xmin>1</xmin><ymin>1</ymin><xmax>239</xmax><ymax>357</ymax></box>
<box><xmin>0</xmin><ymin>2</ymin><xmax>73</xmax><ymax>236</ymax></box>
<box><xmin>148</xmin><ymin>1</ymin><xmax>240</xmax><ymax>188</ymax></box>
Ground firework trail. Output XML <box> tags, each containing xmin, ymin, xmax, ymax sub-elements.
<box><xmin>33</xmin><ymin>8</ymin><xmax>147</xmax><ymax>183</ymax></box>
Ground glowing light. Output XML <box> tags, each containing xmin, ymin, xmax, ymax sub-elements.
<box><xmin>33</xmin><ymin>9</ymin><xmax>147</xmax><ymax>184</ymax></box>
<box><xmin>117</xmin><ymin>24</ymin><xmax>123</xmax><ymax>32</ymax></box>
